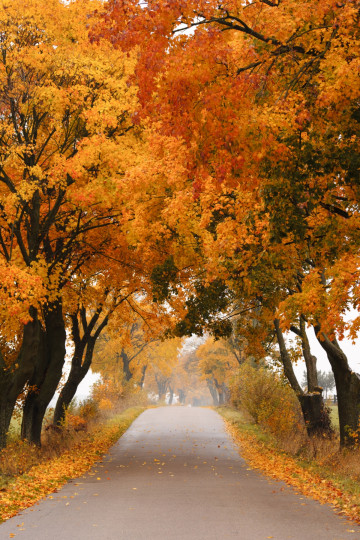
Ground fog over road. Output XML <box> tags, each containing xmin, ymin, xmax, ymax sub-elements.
<box><xmin>1</xmin><ymin>407</ymin><xmax>359</xmax><ymax>540</ymax></box>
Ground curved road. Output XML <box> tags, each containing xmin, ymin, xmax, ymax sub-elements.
<box><xmin>1</xmin><ymin>407</ymin><xmax>359</xmax><ymax>540</ymax></box>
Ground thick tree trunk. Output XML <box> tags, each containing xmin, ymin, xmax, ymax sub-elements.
<box><xmin>298</xmin><ymin>390</ymin><xmax>333</xmax><ymax>436</ymax></box>
<box><xmin>275</xmin><ymin>319</ymin><xmax>332</xmax><ymax>437</ymax></box>
<box><xmin>21</xmin><ymin>301</ymin><xmax>66</xmax><ymax>446</ymax></box>
<box><xmin>314</xmin><ymin>325</ymin><xmax>360</xmax><ymax>446</ymax></box>
<box><xmin>0</xmin><ymin>400</ymin><xmax>15</xmax><ymax>450</ymax></box>
<box><xmin>168</xmin><ymin>386</ymin><xmax>174</xmax><ymax>405</ymax></box>
<box><xmin>0</xmin><ymin>310</ymin><xmax>42</xmax><ymax>449</ymax></box>
<box><xmin>214</xmin><ymin>379</ymin><xmax>226</xmax><ymax>405</ymax></box>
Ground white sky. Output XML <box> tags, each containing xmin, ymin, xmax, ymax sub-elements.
<box><xmin>293</xmin><ymin>326</ymin><xmax>360</xmax><ymax>385</ymax></box>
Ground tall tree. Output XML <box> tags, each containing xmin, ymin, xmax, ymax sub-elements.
<box><xmin>0</xmin><ymin>0</ymin><xmax>139</xmax><ymax>446</ymax></box>
<box><xmin>105</xmin><ymin>0</ymin><xmax>360</xmax><ymax>445</ymax></box>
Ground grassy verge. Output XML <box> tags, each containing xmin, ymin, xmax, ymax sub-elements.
<box><xmin>218</xmin><ymin>406</ymin><xmax>360</xmax><ymax>525</ymax></box>
<box><xmin>0</xmin><ymin>406</ymin><xmax>145</xmax><ymax>522</ymax></box>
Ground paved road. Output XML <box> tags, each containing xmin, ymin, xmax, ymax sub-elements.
<box><xmin>1</xmin><ymin>407</ymin><xmax>359</xmax><ymax>540</ymax></box>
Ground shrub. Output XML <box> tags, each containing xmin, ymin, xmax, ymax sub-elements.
<box><xmin>65</xmin><ymin>414</ymin><xmax>87</xmax><ymax>432</ymax></box>
<box><xmin>230</xmin><ymin>363</ymin><xmax>303</xmax><ymax>438</ymax></box>
<box><xmin>91</xmin><ymin>379</ymin><xmax>124</xmax><ymax>409</ymax></box>
<box><xmin>77</xmin><ymin>398</ymin><xmax>99</xmax><ymax>421</ymax></box>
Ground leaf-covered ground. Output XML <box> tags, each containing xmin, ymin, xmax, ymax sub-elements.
<box><xmin>0</xmin><ymin>407</ymin><xmax>144</xmax><ymax>523</ymax></box>
<box><xmin>219</xmin><ymin>407</ymin><xmax>360</xmax><ymax>525</ymax></box>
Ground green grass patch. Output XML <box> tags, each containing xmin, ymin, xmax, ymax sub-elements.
<box><xmin>328</xmin><ymin>404</ymin><xmax>340</xmax><ymax>430</ymax></box>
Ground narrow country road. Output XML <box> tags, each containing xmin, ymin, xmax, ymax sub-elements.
<box><xmin>1</xmin><ymin>407</ymin><xmax>359</xmax><ymax>540</ymax></box>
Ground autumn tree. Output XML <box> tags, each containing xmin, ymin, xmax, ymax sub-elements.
<box><xmin>0</xmin><ymin>0</ymin><xmax>140</xmax><ymax>446</ymax></box>
<box><xmin>142</xmin><ymin>338</ymin><xmax>182</xmax><ymax>402</ymax></box>
<box><xmin>196</xmin><ymin>337</ymin><xmax>238</xmax><ymax>405</ymax></box>
<box><xmin>53</xmin><ymin>263</ymin><xmax>146</xmax><ymax>425</ymax></box>
<box><xmin>102</xmin><ymin>0</ymin><xmax>360</xmax><ymax>445</ymax></box>
<box><xmin>91</xmin><ymin>299</ymin><xmax>174</xmax><ymax>394</ymax></box>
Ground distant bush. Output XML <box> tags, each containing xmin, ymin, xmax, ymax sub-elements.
<box><xmin>77</xmin><ymin>398</ymin><xmax>99</xmax><ymax>421</ymax></box>
<box><xmin>90</xmin><ymin>378</ymin><xmax>149</xmax><ymax>414</ymax></box>
<box><xmin>230</xmin><ymin>363</ymin><xmax>303</xmax><ymax>438</ymax></box>
<box><xmin>65</xmin><ymin>414</ymin><xmax>87</xmax><ymax>432</ymax></box>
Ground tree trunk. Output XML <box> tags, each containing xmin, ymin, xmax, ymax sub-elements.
<box><xmin>178</xmin><ymin>389</ymin><xmax>186</xmax><ymax>404</ymax></box>
<box><xmin>275</xmin><ymin>319</ymin><xmax>332</xmax><ymax>437</ymax></box>
<box><xmin>53</xmin><ymin>341</ymin><xmax>95</xmax><ymax>425</ymax></box>
<box><xmin>214</xmin><ymin>379</ymin><xmax>226</xmax><ymax>405</ymax></box>
<box><xmin>120</xmin><ymin>350</ymin><xmax>132</xmax><ymax>382</ymax></box>
<box><xmin>156</xmin><ymin>376</ymin><xmax>168</xmax><ymax>402</ymax></box>
<box><xmin>168</xmin><ymin>386</ymin><xmax>174</xmax><ymax>405</ymax></box>
<box><xmin>207</xmin><ymin>378</ymin><xmax>219</xmax><ymax>406</ymax></box>
<box><xmin>274</xmin><ymin>319</ymin><xmax>303</xmax><ymax>394</ymax></box>
<box><xmin>314</xmin><ymin>325</ymin><xmax>360</xmax><ymax>446</ymax></box>
<box><xmin>0</xmin><ymin>399</ymin><xmax>15</xmax><ymax>450</ymax></box>
<box><xmin>298</xmin><ymin>389</ymin><xmax>333</xmax><ymax>437</ymax></box>
<box><xmin>299</xmin><ymin>316</ymin><xmax>318</xmax><ymax>392</ymax></box>
<box><xmin>21</xmin><ymin>301</ymin><xmax>66</xmax><ymax>446</ymax></box>
<box><xmin>0</xmin><ymin>310</ymin><xmax>42</xmax><ymax>449</ymax></box>
<box><xmin>139</xmin><ymin>364</ymin><xmax>148</xmax><ymax>389</ymax></box>
<box><xmin>53</xmin><ymin>309</ymin><xmax>108</xmax><ymax>426</ymax></box>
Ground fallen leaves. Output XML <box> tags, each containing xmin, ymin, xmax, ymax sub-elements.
<box><xmin>224</xmin><ymin>418</ymin><xmax>360</xmax><ymax>524</ymax></box>
<box><xmin>0</xmin><ymin>407</ymin><xmax>144</xmax><ymax>523</ymax></box>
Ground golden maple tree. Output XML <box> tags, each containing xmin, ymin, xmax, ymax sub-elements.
<box><xmin>0</xmin><ymin>0</ymin><xmax>142</xmax><ymax>446</ymax></box>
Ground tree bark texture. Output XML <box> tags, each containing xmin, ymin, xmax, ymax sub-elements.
<box><xmin>314</xmin><ymin>325</ymin><xmax>360</xmax><ymax>446</ymax></box>
<box><xmin>290</xmin><ymin>316</ymin><xmax>318</xmax><ymax>392</ymax></box>
<box><xmin>275</xmin><ymin>319</ymin><xmax>332</xmax><ymax>437</ymax></box>
<box><xmin>274</xmin><ymin>319</ymin><xmax>303</xmax><ymax>394</ymax></box>
<box><xmin>0</xmin><ymin>310</ymin><xmax>42</xmax><ymax>449</ymax></box>
<box><xmin>298</xmin><ymin>390</ymin><xmax>333</xmax><ymax>436</ymax></box>
<box><xmin>21</xmin><ymin>301</ymin><xmax>66</xmax><ymax>446</ymax></box>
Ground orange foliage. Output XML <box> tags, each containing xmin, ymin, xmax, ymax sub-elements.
<box><xmin>230</xmin><ymin>364</ymin><xmax>303</xmax><ymax>438</ymax></box>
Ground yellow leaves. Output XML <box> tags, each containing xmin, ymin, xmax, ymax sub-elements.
<box><xmin>0</xmin><ymin>261</ymin><xmax>44</xmax><ymax>338</ymax></box>
<box><xmin>98</xmin><ymin>398</ymin><xmax>113</xmax><ymax>411</ymax></box>
<box><xmin>196</xmin><ymin>337</ymin><xmax>238</xmax><ymax>385</ymax></box>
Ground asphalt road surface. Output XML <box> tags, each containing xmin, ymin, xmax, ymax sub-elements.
<box><xmin>1</xmin><ymin>407</ymin><xmax>359</xmax><ymax>540</ymax></box>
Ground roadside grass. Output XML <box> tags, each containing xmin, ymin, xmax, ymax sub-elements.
<box><xmin>328</xmin><ymin>404</ymin><xmax>340</xmax><ymax>430</ymax></box>
<box><xmin>0</xmin><ymin>406</ymin><xmax>145</xmax><ymax>522</ymax></box>
<box><xmin>218</xmin><ymin>406</ymin><xmax>360</xmax><ymax>525</ymax></box>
